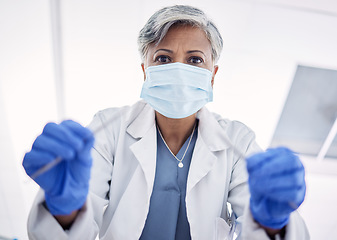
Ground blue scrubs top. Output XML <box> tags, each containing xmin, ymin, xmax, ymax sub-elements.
<box><xmin>140</xmin><ymin>123</ymin><xmax>198</xmax><ymax>240</ymax></box>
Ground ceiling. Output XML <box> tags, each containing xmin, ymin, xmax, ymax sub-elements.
<box><xmin>1</xmin><ymin>0</ymin><xmax>337</xmax><ymax>239</ymax></box>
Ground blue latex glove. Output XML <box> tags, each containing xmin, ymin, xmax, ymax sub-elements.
<box><xmin>246</xmin><ymin>147</ymin><xmax>306</xmax><ymax>229</ymax></box>
<box><xmin>23</xmin><ymin>120</ymin><xmax>94</xmax><ymax>215</ymax></box>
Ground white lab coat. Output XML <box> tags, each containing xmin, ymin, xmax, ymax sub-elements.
<box><xmin>27</xmin><ymin>100</ymin><xmax>309</xmax><ymax>240</ymax></box>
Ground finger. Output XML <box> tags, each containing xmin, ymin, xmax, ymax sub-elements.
<box><xmin>261</xmin><ymin>172</ymin><xmax>306</xmax><ymax>203</ymax></box>
<box><xmin>265</xmin><ymin>198</ymin><xmax>296</xmax><ymax>217</ymax></box>
<box><xmin>43</xmin><ymin>122</ymin><xmax>84</xmax><ymax>151</ymax></box>
<box><xmin>67</xmin><ymin>140</ymin><xmax>94</xmax><ymax>184</ymax></box>
<box><xmin>69</xmin><ymin>157</ymin><xmax>92</xmax><ymax>184</ymax></box>
<box><xmin>248</xmin><ymin>151</ymin><xmax>303</xmax><ymax>178</ymax></box>
<box><xmin>250</xmin><ymin>169</ymin><xmax>305</xmax><ymax>194</ymax></box>
<box><xmin>61</xmin><ymin>121</ymin><xmax>94</xmax><ymax>157</ymax></box>
<box><xmin>254</xmin><ymin>184</ymin><xmax>303</xmax><ymax>202</ymax></box>
<box><xmin>61</xmin><ymin>120</ymin><xmax>93</xmax><ymax>141</ymax></box>
<box><xmin>246</xmin><ymin>150</ymin><xmax>275</xmax><ymax>173</ymax></box>
<box><xmin>267</xmin><ymin>186</ymin><xmax>305</xmax><ymax>204</ymax></box>
<box><xmin>247</xmin><ymin>147</ymin><xmax>295</xmax><ymax>171</ymax></box>
<box><xmin>23</xmin><ymin>149</ymin><xmax>57</xmax><ymax>175</ymax></box>
<box><xmin>32</xmin><ymin>134</ymin><xmax>76</xmax><ymax>160</ymax></box>
<box><xmin>285</xmin><ymin>184</ymin><xmax>306</xmax><ymax>210</ymax></box>
<box><xmin>76</xmin><ymin>137</ymin><xmax>94</xmax><ymax>164</ymax></box>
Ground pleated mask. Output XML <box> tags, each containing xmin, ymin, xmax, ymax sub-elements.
<box><xmin>140</xmin><ymin>62</ymin><xmax>213</xmax><ymax>119</ymax></box>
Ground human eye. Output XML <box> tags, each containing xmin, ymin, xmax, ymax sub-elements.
<box><xmin>188</xmin><ymin>56</ymin><xmax>204</xmax><ymax>64</ymax></box>
<box><xmin>155</xmin><ymin>55</ymin><xmax>171</xmax><ymax>63</ymax></box>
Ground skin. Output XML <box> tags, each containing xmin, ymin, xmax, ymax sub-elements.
<box><xmin>142</xmin><ymin>25</ymin><xmax>218</xmax><ymax>155</ymax></box>
<box><xmin>54</xmin><ymin>211</ymin><xmax>79</xmax><ymax>230</ymax></box>
<box><xmin>56</xmin><ymin>24</ymin><xmax>282</xmax><ymax>237</ymax></box>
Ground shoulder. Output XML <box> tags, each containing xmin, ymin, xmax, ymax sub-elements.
<box><xmin>200</xmin><ymin>107</ymin><xmax>255</xmax><ymax>138</ymax></box>
<box><xmin>197</xmin><ymin>107</ymin><xmax>258</xmax><ymax>154</ymax></box>
<box><xmin>88</xmin><ymin>101</ymin><xmax>152</xmax><ymax>158</ymax></box>
<box><xmin>92</xmin><ymin>100</ymin><xmax>149</xmax><ymax>125</ymax></box>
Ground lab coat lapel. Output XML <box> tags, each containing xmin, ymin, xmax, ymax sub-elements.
<box><xmin>127</xmin><ymin>103</ymin><xmax>157</xmax><ymax>196</ymax></box>
<box><xmin>187</xmin><ymin>134</ymin><xmax>217</xmax><ymax>193</ymax></box>
<box><xmin>187</xmin><ymin>107</ymin><xmax>230</xmax><ymax>193</ymax></box>
<box><xmin>104</xmin><ymin>104</ymin><xmax>157</xmax><ymax>239</ymax></box>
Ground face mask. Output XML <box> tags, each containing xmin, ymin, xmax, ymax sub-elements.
<box><xmin>140</xmin><ymin>62</ymin><xmax>213</xmax><ymax>119</ymax></box>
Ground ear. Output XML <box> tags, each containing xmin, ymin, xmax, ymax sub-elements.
<box><xmin>141</xmin><ymin>63</ymin><xmax>146</xmax><ymax>81</ymax></box>
<box><xmin>211</xmin><ymin>65</ymin><xmax>219</xmax><ymax>87</ymax></box>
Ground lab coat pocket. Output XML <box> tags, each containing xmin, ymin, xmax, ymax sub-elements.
<box><xmin>215</xmin><ymin>217</ymin><xmax>231</xmax><ymax>240</ymax></box>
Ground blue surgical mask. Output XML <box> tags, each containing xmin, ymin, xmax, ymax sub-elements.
<box><xmin>140</xmin><ymin>62</ymin><xmax>213</xmax><ymax>119</ymax></box>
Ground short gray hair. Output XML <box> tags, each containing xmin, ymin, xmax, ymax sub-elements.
<box><xmin>138</xmin><ymin>5</ymin><xmax>223</xmax><ymax>63</ymax></box>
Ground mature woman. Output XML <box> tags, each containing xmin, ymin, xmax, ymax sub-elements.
<box><xmin>23</xmin><ymin>5</ymin><xmax>309</xmax><ymax>240</ymax></box>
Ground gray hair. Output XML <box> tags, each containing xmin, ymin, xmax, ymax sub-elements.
<box><xmin>138</xmin><ymin>5</ymin><xmax>223</xmax><ymax>63</ymax></box>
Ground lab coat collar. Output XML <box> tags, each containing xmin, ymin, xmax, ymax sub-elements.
<box><xmin>126</xmin><ymin>101</ymin><xmax>231</xmax><ymax>152</ymax></box>
<box><xmin>196</xmin><ymin>106</ymin><xmax>231</xmax><ymax>151</ymax></box>
<box><xmin>126</xmin><ymin>101</ymin><xmax>231</xmax><ymax>195</ymax></box>
<box><xmin>126</xmin><ymin>101</ymin><xmax>156</xmax><ymax>139</ymax></box>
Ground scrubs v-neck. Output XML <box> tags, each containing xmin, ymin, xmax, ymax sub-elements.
<box><xmin>139</xmin><ymin>123</ymin><xmax>198</xmax><ymax>240</ymax></box>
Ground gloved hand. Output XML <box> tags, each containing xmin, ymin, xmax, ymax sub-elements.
<box><xmin>246</xmin><ymin>147</ymin><xmax>306</xmax><ymax>229</ymax></box>
<box><xmin>23</xmin><ymin>120</ymin><xmax>94</xmax><ymax>215</ymax></box>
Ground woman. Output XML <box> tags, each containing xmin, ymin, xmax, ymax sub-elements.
<box><xmin>23</xmin><ymin>5</ymin><xmax>309</xmax><ymax>240</ymax></box>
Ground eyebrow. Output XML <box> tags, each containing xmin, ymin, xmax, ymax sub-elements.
<box><xmin>186</xmin><ymin>50</ymin><xmax>206</xmax><ymax>58</ymax></box>
<box><xmin>154</xmin><ymin>49</ymin><xmax>206</xmax><ymax>58</ymax></box>
<box><xmin>154</xmin><ymin>49</ymin><xmax>173</xmax><ymax>54</ymax></box>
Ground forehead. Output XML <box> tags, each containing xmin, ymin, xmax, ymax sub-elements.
<box><xmin>152</xmin><ymin>25</ymin><xmax>212</xmax><ymax>52</ymax></box>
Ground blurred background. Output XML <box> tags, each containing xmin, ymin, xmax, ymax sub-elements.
<box><xmin>1</xmin><ymin>0</ymin><xmax>337</xmax><ymax>239</ymax></box>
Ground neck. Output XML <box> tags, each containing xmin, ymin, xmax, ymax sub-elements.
<box><xmin>156</xmin><ymin>112</ymin><xmax>197</xmax><ymax>155</ymax></box>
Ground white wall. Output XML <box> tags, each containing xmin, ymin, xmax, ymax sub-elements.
<box><xmin>0</xmin><ymin>1</ymin><xmax>55</xmax><ymax>239</ymax></box>
<box><xmin>1</xmin><ymin>0</ymin><xmax>337</xmax><ymax>239</ymax></box>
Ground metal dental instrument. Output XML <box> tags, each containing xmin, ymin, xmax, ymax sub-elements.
<box><xmin>30</xmin><ymin>117</ymin><xmax>246</xmax><ymax>180</ymax></box>
<box><xmin>222</xmin><ymin>136</ymin><xmax>299</xmax><ymax>210</ymax></box>
<box><xmin>29</xmin><ymin>117</ymin><xmax>299</xmax><ymax>211</ymax></box>
<box><xmin>30</xmin><ymin>116</ymin><xmax>114</xmax><ymax>181</ymax></box>
<box><xmin>223</xmin><ymin>136</ymin><xmax>247</xmax><ymax>160</ymax></box>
